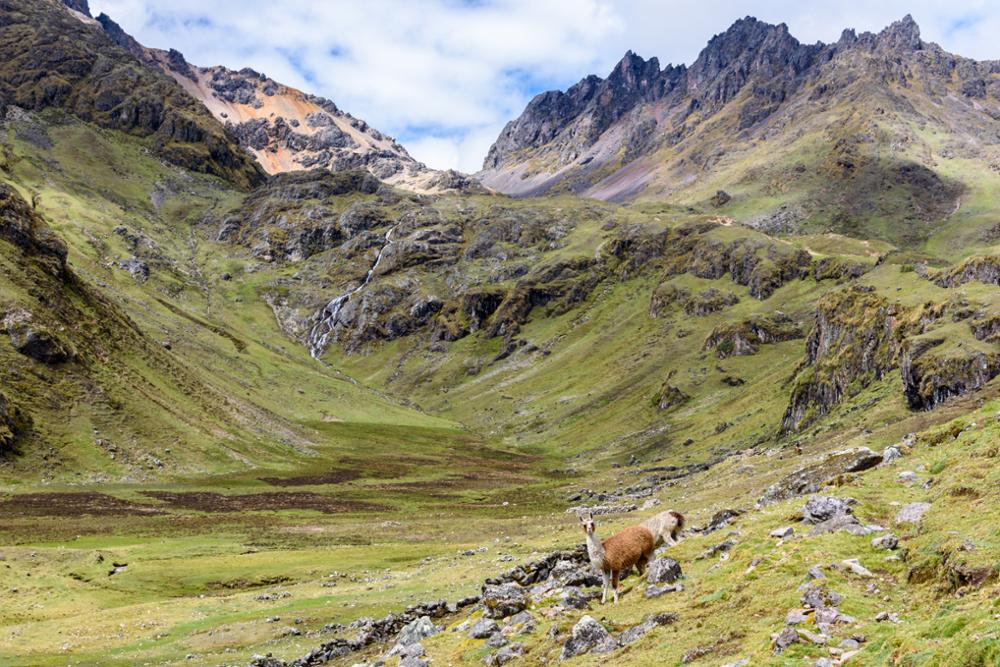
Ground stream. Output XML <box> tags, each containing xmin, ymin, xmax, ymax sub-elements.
<box><xmin>307</xmin><ymin>225</ymin><xmax>397</xmax><ymax>359</ymax></box>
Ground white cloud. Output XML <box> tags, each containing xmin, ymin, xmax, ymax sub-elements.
<box><xmin>89</xmin><ymin>0</ymin><xmax>1000</xmax><ymax>172</ymax></box>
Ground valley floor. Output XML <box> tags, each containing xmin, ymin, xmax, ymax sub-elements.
<box><xmin>4</xmin><ymin>384</ymin><xmax>1000</xmax><ymax>666</ymax></box>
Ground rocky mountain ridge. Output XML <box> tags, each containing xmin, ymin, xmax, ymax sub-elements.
<box><xmin>478</xmin><ymin>14</ymin><xmax>1000</xmax><ymax>237</ymax></box>
<box><xmin>76</xmin><ymin>2</ymin><xmax>478</xmax><ymax>195</ymax></box>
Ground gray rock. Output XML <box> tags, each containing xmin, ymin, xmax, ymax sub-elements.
<box><xmin>484</xmin><ymin>642</ymin><xmax>524</xmax><ymax>666</ymax></box>
<box><xmin>773</xmin><ymin>627</ymin><xmax>800</xmax><ymax>653</ymax></box>
<box><xmin>646</xmin><ymin>557</ymin><xmax>682</xmax><ymax>584</ymax></box>
<box><xmin>481</xmin><ymin>582</ymin><xmax>528</xmax><ymax>619</ymax></box>
<box><xmin>118</xmin><ymin>257</ymin><xmax>150</xmax><ymax>283</ymax></box>
<box><xmin>896</xmin><ymin>502</ymin><xmax>931</xmax><ymax>525</ymax></box>
<box><xmin>807</xmin><ymin>566</ymin><xmax>826</xmax><ymax>580</ymax></box>
<box><xmin>2</xmin><ymin>310</ymin><xmax>71</xmax><ymax>364</ymax></box>
<box><xmin>503</xmin><ymin>611</ymin><xmax>535</xmax><ymax>636</ymax></box>
<box><xmin>645</xmin><ymin>582</ymin><xmax>683</xmax><ymax>598</ymax></box>
<box><xmin>800</xmin><ymin>584</ymin><xmax>842</xmax><ymax>610</ymax></box>
<box><xmin>841</xmin><ymin>558</ymin><xmax>874</xmax><ymax>578</ymax></box>
<box><xmin>808</xmin><ymin>512</ymin><xmax>870</xmax><ymax>536</ymax></box>
<box><xmin>618</xmin><ymin>613</ymin><xmax>676</xmax><ymax>645</ymax></box>
<box><xmin>801</xmin><ymin>496</ymin><xmax>856</xmax><ymax>524</ymax></box>
<box><xmin>785</xmin><ymin>609</ymin><xmax>809</xmax><ymax>625</ymax></box>
<box><xmin>559</xmin><ymin>615</ymin><xmax>618</xmax><ymax>660</ymax></box>
<box><xmin>872</xmin><ymin>534</ymin><xmax>899</xmax><ymax>550</ymax></box>
<box><xmin>881</xmin><ymin>445</ymin><xmax>902</xmax><ymax>465</ymax></box>
<box><xmin>469</xmin><ymin>617</ymin><xmax>499</xmax><ymax>639</ymax></box>
<box><xmin>770</xmin><ymin>526</ymin><xmax>794</xmax><ymax>539</ymax></box>
<box><xmin>389</xmin><ymin>616</ymin><xmax>438</xmax><ymax>655</ymax></box>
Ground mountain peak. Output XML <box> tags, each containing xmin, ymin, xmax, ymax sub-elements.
<box><xmin>877</xmin><ymin>14</ymin><xmax>922</xmax><ymax>50</ymax></box>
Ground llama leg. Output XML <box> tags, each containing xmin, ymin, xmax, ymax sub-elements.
<box><xmin>601</xmin><ymin>570</ymin><xmax>610</xmax><ymax>604</ymax></box>
<box><xmin>612</xmin><ymin>571</ymin><xmax>620</xmax><ymax>604</ymax></box>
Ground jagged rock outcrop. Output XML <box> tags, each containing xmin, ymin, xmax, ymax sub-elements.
<box><xmin>935</xmin><ymin>256</ymin><xmax>1000</xmax><ymax>288</ymax></box>
<box><xmin>703</xmin><ymin>312</ymin><xmax>803</xmax><ymax>358</ymax></box>
<box><xmin>782</xmin><ymin>288</ymin><xmax>899</xmax><ymax>433</ymax></box>
<box><xmin>0</xmin><ymin>183</ymin><xmax>67</xmax><ymax>277</ymax></box>
<box><xmin>900</xmin><ymin>338</ymin><xmax>1000</xmax><ymax>410</ymax></box>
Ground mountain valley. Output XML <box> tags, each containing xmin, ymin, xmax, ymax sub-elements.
<box><xmin>1</xmin><ymin>2</ymin><xmax>1000</xmax><ymax>665</ymax></box>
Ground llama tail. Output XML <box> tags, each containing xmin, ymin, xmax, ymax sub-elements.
<box><xmin>669</xmin><ymin>510</ymin><xmax>685</xmax><ymax>539</ymax></box>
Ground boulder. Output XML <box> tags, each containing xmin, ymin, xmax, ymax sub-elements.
<box><xmin>872</xmin><ymin>534</ymin><xmax>899</xmax><ymax>550</ymax></box>
<box><xmin>646</xmin><ymin>557</ymin><xmax>682</xmax><ymax>584</ymax></box>
<box><xmin>118</xmin><ymin>257</ymin><xmax>150</xmax><ymax>282</ymax></box>
<box><xmin>800</xmin><ymin>496</ymin><xmax>855</xmax><ymax>524</ymax></box>
<box><xmin>2</xmin><ymin>309</ymin><xmax>71</xmax><ymax>364</ymax></box>
<box><xmin>481</xmin><ymin>582</ymin><xmax>528</xmax><ymax>619</ymax></box>
<box><xmin>387</xmin><ymin>616</ymin><xmax>438</xmax><ymax>656</ymax></box>
<box><xmin>773</xmin><ymin>627</ymin><xmax>800</xmax><ymax>654</ymax></box>
<box><xmin>841</xmin><ymin>558</ymin><xmax>874</xmax><ymax>578</ymax></box>
<box><xmin>468</xmin><ymin>617</ymin><xmax>499</xmax><ymax>639</ymax></box>
<box><xmin>484</xmin><ymin>642</ymin><xmax>524</xmax><ymax>666</ymax></box>
<box><xmin>559</xmin><ymin>615</ymin><xmax>617</xmax><ymax>660</ymax></box>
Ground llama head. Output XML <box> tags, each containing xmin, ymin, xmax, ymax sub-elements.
<box><xmin>578</xmin><ymin>510</ymin><xmax>595</xmax><ymax>536</ymax></box>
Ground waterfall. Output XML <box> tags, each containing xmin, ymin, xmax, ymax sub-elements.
<box><xmin>307</xmin><ymin>225</ymin><xmax>397</xmax><ymax>359</ymax></box>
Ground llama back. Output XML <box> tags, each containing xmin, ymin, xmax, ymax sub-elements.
<box><xmin>601</xmin><ymin>525</ymin><xmax>655</xmax><ymax>572</ymax></box>
<box><xmin>642</xmin><ymin>509</ymin><xmax>685</xmax><ymax>546</ymax></box>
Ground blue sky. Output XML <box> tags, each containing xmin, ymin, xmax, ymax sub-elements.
<box><xmin>89</xmin><ymin>0</ymin><xmax>998</xmax><ymax>173</ymax></box>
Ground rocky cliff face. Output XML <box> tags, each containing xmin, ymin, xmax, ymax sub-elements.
<box><xmin>781</xmin><ymin>288</ymin><xmax>899</xmax><ymax>433</ymax></box>
<box><xmin>478</xmin><ymin>14</ymin><xmax>991</xmax><ymax>236</ymax></box>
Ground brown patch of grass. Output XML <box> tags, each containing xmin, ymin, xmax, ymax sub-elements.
<box><xmin>0</xmin><ymin>492</ymin><xmax>163</xmax><ymax>517</ymax></box>
<box><xmin>141</xmin><ymin>491</ymin><xmax>386</xmax><ymax>514</ymax></box>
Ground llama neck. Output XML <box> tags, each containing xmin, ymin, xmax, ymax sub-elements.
<box><xmin>585</xmin><ymin>530</ymin><xmax>605</xmax><ymax>568</ymax></box>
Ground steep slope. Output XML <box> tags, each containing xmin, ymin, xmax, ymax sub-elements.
<box><xmin>87</xmin><ymin>6</ymin><xmax>478</xmax><ymax>194</ymax></box>
<box><xmin>0</xmin><ymin>0</ymin><xmax>263</xmax><ymax>188</ymax></box>
<box><xmin>479</xmin><ymin>16</ymin><xmax>1000</xmax><ymax>250</ymax></box>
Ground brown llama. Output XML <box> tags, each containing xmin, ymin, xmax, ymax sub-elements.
<box><xmin>579</xmin><ymin>511</ymin><xmax>656</xmax><ymax>604</ymax></box>
<box><xmin>642</xmin><ymin>509</ymin><xmax>686</xmax><ymax>548</ymax></box>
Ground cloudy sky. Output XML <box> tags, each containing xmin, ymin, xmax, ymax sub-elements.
<box><xmin>90</xmin><ymin>0</ymin><xmax>1000</xmax><ymax>173</ymax></box>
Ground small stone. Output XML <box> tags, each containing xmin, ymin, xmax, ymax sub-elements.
<box><xmin>645</xmin><ymin>582</ymin><xmax>683</xmax><ymax>598</ymax></box>
<box><xmin>786</xmin><ymin>609</ymin><xmax>810</xmax><ymax>626</ymax></box>
<box><xmin>872</xmin><ymin>534</ymin><xmax>899</xmax><ymax>550</ymax></box>
<box><xmin>841</xmin><ymin>558</ymin><xmax>874</xmax><ymax>578</ymax></box>
<box><xmin>770</xmin><ymin>526</ymin><xmax>794</xmax><ymax>539</ymax></box>
<box><xmin>807</xmin><ymin>566</ymin><xmax>826</xmax><ymax>580</ymax></box>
